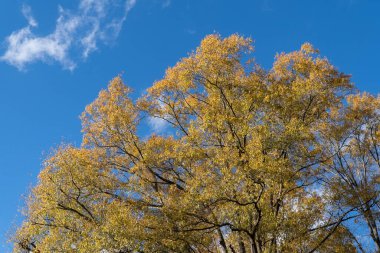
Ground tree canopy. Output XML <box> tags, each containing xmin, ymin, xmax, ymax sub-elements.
<box><xmin>12</xmin><ymin>34</ymin><xmax>380</xmax><ymax>253</ymax></box>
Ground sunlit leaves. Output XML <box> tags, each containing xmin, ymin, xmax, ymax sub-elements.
<box><xmin>13</xmin><ymin>34</ymin><xmax>374</xmax><ymax>253</ymax></box>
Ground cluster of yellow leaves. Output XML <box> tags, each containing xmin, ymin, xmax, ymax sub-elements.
<box><xmin>14</xmin><ymin>34</ymin><xmax>379</xmax><ymax>253</ymax></box>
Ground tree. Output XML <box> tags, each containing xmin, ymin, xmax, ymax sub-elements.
<box><xmin>12</xmin><ymin>34</ymin><xmax>378</xmax><ymax>252</ymax></box>
<box><xmin>321</xmin><ymin>93</ymin><xmax>380</xmax><ymax>252</ymax></box>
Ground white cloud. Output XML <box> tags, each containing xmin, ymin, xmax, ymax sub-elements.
<box><xmin>21</xmin><ymin>4</ymin><xmax>38</xmax><ymax>27</ymax></box>
<box><xmin>148</xmin><ymin>116</ymin><xmax>168</xmax><ymax>133</ymax></box>
<box><xmin>1</xmin><ymin>0</ymin><xmax>137</xmax><ymax>70</ymax></box>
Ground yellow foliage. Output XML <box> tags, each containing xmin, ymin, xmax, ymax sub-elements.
<box><xmin>14</xmin><ymin>34</ymin><xmax>375</xmax><ymax>253</ymax></box>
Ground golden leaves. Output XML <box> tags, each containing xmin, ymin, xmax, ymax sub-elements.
<box><xmin>13</xmin><ymin>34</ymin><xmax>371</xmax><ymax>253</ymax></box>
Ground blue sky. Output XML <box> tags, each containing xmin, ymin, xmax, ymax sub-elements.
<box><xmin>1</xmin><ymin>0</ymin><xmax>380</xmax><ymax>251</ymax></box>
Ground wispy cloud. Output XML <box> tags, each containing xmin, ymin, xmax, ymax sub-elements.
<box><xmin>21</xmin><ymin>4</ymin><xmax>37</xmax><ymax>27</ymax></box>
<box><xmin>1</xmin><ymin>0</ymin><xmax>137</xmax><ymax>70</ymax></box>
<box><xmin>162</xmin><ymin>0</ymin><xmax>171</xmax><ymax>8</ymax></box>
<box><xmin>186</xmin><ymin>29</ymin><xmax>196</xmax><ymax>35</ymax></box>
<box><xmin>148</xmin><ymin>116</ymin><xmax>168</xmax><ymax>133</ymax></box>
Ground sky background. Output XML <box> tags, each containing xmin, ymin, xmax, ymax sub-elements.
<box><xmin>1</xmin><ymin>0</ymin><xmax>380</xmax><ymax>251</ymax></box>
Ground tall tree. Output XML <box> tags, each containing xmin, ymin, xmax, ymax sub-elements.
<box><xmin>14</xmin><ymin>34</ymin><xmax>376</xmax><ymax>253</ymax></box>
<box><xmin>321</xmin><ymin>93</ymin><xmax>380</xmax><ymax>251</ymax></box>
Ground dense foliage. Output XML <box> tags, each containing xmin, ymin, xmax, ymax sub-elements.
<box><xmin>13</xmin><ymin>34</ymin><xmax>380</xmax><ymax>252</ymax></box>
